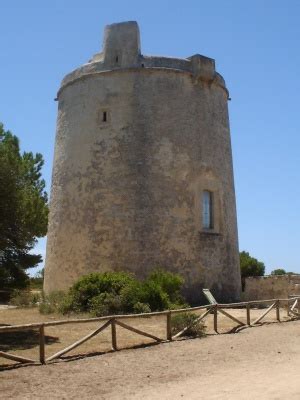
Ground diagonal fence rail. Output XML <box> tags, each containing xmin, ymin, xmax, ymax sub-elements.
<box><xmin>0</xmin><ymin>297</ymin><xmax>299</xmax><ymax>366</ymax></box>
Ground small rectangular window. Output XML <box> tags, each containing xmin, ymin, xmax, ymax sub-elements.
<box><xmin>102</xmin><ymin>111</ymin><xmax>107</xmax><ymax>122</ymax></box>
<box><xmin>202</xmin><ymin>191</ymin><xmax>213</xmax><ymax>229</ymax></box>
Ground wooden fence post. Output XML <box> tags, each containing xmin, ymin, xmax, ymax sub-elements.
<box><xmin>276</xmin><ymin>300</ymin><xmax>280</xmax><ymax>321</ymax></box>
<box><xmin>111</xmin><ymin>319</ymin><xmax>117</xmax><ymax>351</ymax></box>
<box><xmin>246</xmin><ymin>303</ymin><xmax>251</xmax><ymax>326</ymax></box>
<box><xmin>39</xmin><ymin>324</ymin><xmax>45</xmax><ymax>364</ymax></box>
<box><xmin>213</xmin><ymin>305</ymin><xmax>218</xmax><ymax>333</ymax></box>
<box><xmin>166</xmin><ymin>311</ymin><xmax>172</xmax><ymax>341</ymax></box>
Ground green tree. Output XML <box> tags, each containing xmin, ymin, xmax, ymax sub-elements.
<box><xmin>240</xmin><ymin>251</ymin><xmax>265</xmax><ymax>278</ymax></box>
<box><xmin>0</xmin><ymin>123</ymin><xmax>48</xmax><ymax>289</ymax></box>
<box><xmin>271</xmin><ymin>268</ymin><xmax>286</xmax><ymax>275</ymax></box>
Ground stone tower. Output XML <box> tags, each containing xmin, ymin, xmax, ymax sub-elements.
<box><xmin>44</xmin><ymin>21</ymin><xmax>241</xmax><ymax>303</ymax></box>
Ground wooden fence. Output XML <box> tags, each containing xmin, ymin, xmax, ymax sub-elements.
<box><xmin>0</xmin><ymin>296</ymin><xmax>299</xmax><ymax>366</ymax></box>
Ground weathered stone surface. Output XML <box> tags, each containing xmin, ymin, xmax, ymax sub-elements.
<box><xmin>242</xmin><ymin>275</ymin><xmax>300</xmax><ymax>301</ymax></box>
<box><xmin>44</xmin><ymin>21</ymin><xmax>241</xmax><ymax>303</ymax></box>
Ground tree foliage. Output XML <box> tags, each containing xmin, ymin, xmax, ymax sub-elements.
<box><xmin>240</xmin><ymin>251</ymin><xmax>265</xmax><ymax>278</ymax></box>
<box><xmin>0</xmin><ymin>123</ymin><xmax>48</xmax><ymax>289</ymax></box>
<box><xmin>271</xmin><ymin>268</ymin><xmax>286</xmax><ymax>275</ymax></box>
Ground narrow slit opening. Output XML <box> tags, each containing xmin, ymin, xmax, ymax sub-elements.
<box><xmin>102</xmin><ymin>111</ymin><xmax>107</xmax><ymax>122</ymax></box>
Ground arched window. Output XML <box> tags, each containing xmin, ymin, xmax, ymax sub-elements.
<box><xmin>202</xmin><ymin>190</ymin><xmax>213</xmax><ymax>229</ymax></box>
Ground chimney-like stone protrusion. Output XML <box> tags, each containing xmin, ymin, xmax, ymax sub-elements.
<box><xmin>103</xmin><ymin>21</ymin><xmax>141</xmax><ymax>68</ymax></box>
<box><xmin>189</xmin><ymin>54</ymin><xmax>215</xmax><ymax>81</ymax></box>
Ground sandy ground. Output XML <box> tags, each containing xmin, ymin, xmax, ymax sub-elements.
<box><xmin>1</xmin><ymin>320</ymin><xmax>300</xmax><ymax>399</ymax></box>
<box><xmin>0</xmin><ymin>306</ymin><xmax>293</xmax><ymax>365</ymax></box>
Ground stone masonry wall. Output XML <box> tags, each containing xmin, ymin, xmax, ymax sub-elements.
<box><xmin>242</xmin><ymin>275</ymin><xmax>300</xmax><ymax>301</ymax></box>
<box><xmin>44</xmin><ymin>21</ymin><xmax>241</xmax><ymax>304</ymax></box>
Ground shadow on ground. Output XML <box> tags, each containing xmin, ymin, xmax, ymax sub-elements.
<box><xmin>0</xmin><ymin>328</ymin><xmax>59</xmax><ymax>352</ymax></box>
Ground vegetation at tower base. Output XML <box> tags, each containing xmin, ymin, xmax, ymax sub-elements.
<box><xmin>0</xmin><ymin>123</ymin><xmax>48</xmax><ymax>289</ymax></box>
<box><xmin>39</xmin><ymin>269</ymin><xmax>187</xmax><ymax>316</ymax></box>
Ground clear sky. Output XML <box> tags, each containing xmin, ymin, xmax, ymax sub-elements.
<box><xmin>1</xmin><ymin>0</ymin><xmax>299</xmax><ymax>275</ymax></box>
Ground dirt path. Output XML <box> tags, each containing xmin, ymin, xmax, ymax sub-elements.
<box><xmin>1</xmin><ymin>320</ymin><xmax>300</xmax><ymax>399</ymax></box>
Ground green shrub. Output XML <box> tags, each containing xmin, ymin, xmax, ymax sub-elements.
<box><xmin>168</xmin><ymin>302</ymin><xmax>189</xmax><ymax>310</ymax></box>
<box><xmin>39</xmin><ymin>302</ymin><xmax>54</xmax><ymax>314</ymax></box>
<box><xmin>89</xmin><ymin>293</ymin><xmax>123</xmax><ymax>316</ymax></box>
<box><xmin>9</xmin><ymin>290</ymin><xmax>40</xmax><ymax>307</ymax></box>
<box><xmin>119</xmin><ymin>280</ymin><xmax>144</xmax><ymax>312</ymax></box>
<box><xmin>147</xmin><ymin>269</ymin><xmax>184</xmax><ymax>304</ymax></box>
<box><xmin>139</xmin><ymin>280</ymin><xmax>170</xmax><ymax>311</ymax></box>
<box><xmin>38</xmin><ymin>291</ymin><xmax>69</xmax><ymax>314</ymax></box>
<box><xmin>120</xmin><ymin>279</ymin><xmax>170</xmax><ymax>311</ymax></box>
<box><xmin>132</xmin><ymin>302</ymin><xmax>151</xmax><ymax>314</ymax></box>
<box><xmin>40</xmin><ymin>269</ymin><xmax>187</xmax><ymax>316</ymax></box>
<box><xmin>171</xmin><ymin>312</ymin><xmax>206</xmax><ymax>338</ymax></box>
<box><xmin>67</xmin><ymin>272</ymin><xmax>135</xmax><ymax>313</ymax></box>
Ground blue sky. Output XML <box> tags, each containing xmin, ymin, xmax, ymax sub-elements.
<box><xmin>1</xmin><ymin>0</ymin><xmax>299</xmax><ymax>274</ymax></box>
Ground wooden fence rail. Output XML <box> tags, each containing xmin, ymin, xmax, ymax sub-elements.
<box><xmin>0</xmin><ymin>297</ymin><xmax>299</xmax><ymax>366</ymax></box>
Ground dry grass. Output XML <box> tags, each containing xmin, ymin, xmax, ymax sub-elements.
<box><xmin>0</xmin><ymin>305</ymin><xmax>291</xmax><ymax>368</ymax></box>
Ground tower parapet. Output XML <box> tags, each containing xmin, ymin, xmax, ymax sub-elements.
<box><xmin>102</xmin><ymin>21</ymin><xmax>141</xmax><ymax>67</ymax></box>
<box><xmin>58</xmin><ymin>22</ymin><xmax>227</xmax><ymax>98</ymax></box>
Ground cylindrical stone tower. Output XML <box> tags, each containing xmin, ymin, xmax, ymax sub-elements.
<box><xmin>44</xmin><ymin>21</ymin><xmax>241</xmax><ymax>303</ymax></box>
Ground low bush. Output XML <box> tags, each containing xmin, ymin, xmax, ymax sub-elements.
<box><xmin>48</xmin><ymin>269</ymin><xmax>187</xmax><ymax>316</ymax></box>
<box><xmin>171</xmin><ymin>312</ymin><xmax>206</xmax><ymax>338</ymax></box>
<box><xmin>132</xmin><ymin>302</ymin><xmax>151</xmax><ymax>314</ymax></box>
<box><xmin>89</xmin><ymin>292</ymin><xmax>123</xmax><ymax>316</ymax></box>
<box><xmin>67</xmin><ymin>271</ymin><xmax>135</xmax><ymax>313</ymax></box>
<box><xmin>147</xmin><ymin>269</ymin><xmax>184</xmax><ymax>304</ymax></box>
<box><xmin>38</xmin><ymin>291</ymin><xmax>70</xmax><ymax>314</ymax></box>
<box><xmin>139</xmin><ymin>280</ymin><xmax>170</xmax><ymax>311</ymax></box>
<box><xmin>9</xmin><ymin>289</ymin><xmax>40</xmax><ymax>307</ymax></box>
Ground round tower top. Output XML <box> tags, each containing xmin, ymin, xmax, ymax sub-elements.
<box><xmin>57</xmin><ymin>21</ymin><xmax>228</xmax><ymax>99</ymax></box>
